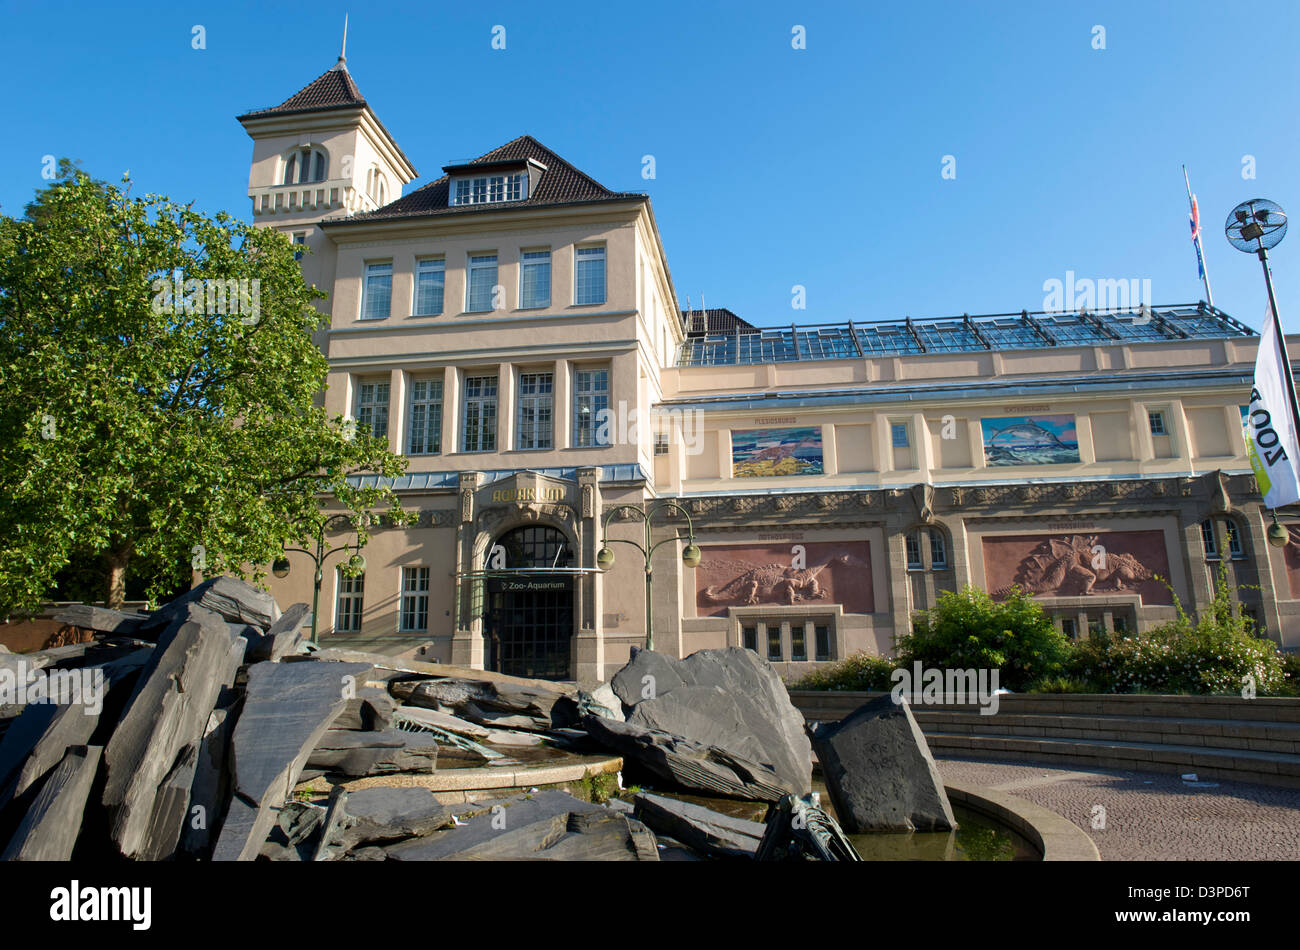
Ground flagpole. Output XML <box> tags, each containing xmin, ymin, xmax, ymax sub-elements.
<box><xmin>1184</xmin><ymin>165</ymin><xmax>1215</xmax><ymax>306</ymax></box>
<box><xmin>1184</xmin><ymin>165</ymin><xmax>1215</xmax><ymax>308</ymax></box>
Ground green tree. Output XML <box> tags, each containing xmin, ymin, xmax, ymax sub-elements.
<box><xmin>898</xmin><ymin>585</ymin><xmax>1069</xmax><ymax>690</ymax></box>
<box><xmin>0</xmin><ymin>162</ymin><xmax>407</xmax><ymax>612</ymax></box>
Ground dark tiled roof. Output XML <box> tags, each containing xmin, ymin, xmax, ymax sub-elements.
<box><xmin>237</xmin><ymin>60</ymin><xmax>366</xmax><ymax>119</ymax></box>
<box><xmin>328</xmin><ymin>135</ymin><xmax>645</xmax><ymax>224</ymax></box>
<box><xmin>683</xmin><ymin>308</ymin><xmax>756</xmax><ymax>335</ymax></box>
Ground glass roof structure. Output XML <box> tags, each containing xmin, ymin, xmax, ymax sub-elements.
<box><xmin>676</xmin><ymin>304</ymin><xmax>1253</xmax><ymax>367</ymax></box>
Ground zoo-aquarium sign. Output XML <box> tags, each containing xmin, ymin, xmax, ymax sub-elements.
<box><xmin>980</xmin><ymin>414</ymin><xmax>1080</xmax><ymax>467</ymax></box>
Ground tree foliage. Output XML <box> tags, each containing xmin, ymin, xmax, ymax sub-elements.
<box><xmin>0</xmin><ymin>162</ymin><xmax>407</xmax><ymax>612</ymax></box>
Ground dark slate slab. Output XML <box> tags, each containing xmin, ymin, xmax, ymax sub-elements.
<box><xmin>315</xmin><ymin>785</ymin><xmax>451</xmax><ymax>860</ymax></box>
<box><xmin>633</xmin><ymin>792</ymin><xmax>765</xmax><ymax>859</ymax></box>
<box><xmin>333</xmin><ymin>687</ymin><xmax>395</xmax><ymax>731</ymax></box>
<box><xmin>211</xmin><ymin>660</ymin><xmax>370</xmax><ymax>861</ymax></box>
<box><xmin>610</xmin><ymin>647</ymin><xmax>811</xmax><ymax>796</ymax></box>
<box><xmin>137</xmin><ymin>744</ymin><xmax>199</xmax><ymax>861</ymax></box>
<box><xmin>582</xmin><ymin>715</ymin><xmax>790</xmax><ymax>802</ymax></box>
<box><xmin>101</xmin><ymin>606</ymin><xmax>244</xmax><ymax>858</ymax></box>
<box><xmin>144</xmin><ymin>576</ymin><xmax>279</xmax><ymax>634</ymax></box>
<box><xmin>306</xmin><ymin>729</ymin><xmax>438</xmax><ymax>777</ymax></box>
<box><xmin>247</xmin><ymin>602</ymin><xmax>310</xmax><ymax>663</ymax></box>
<box><xmin>388</xmin><ymin>677</ymin><xmax>569</xmax><ymax>732</ymax></box>
<box><xmin>178</xmin><ymin>701</ymin><xmax>236</xmax><ymax>859</ymax></box>
<box><xmin>52</xmin><ymin>604</ymin><xmax>150</xmax><ymax>636</ymax></box>
<box><xmin>385</xmin><ymin>790</ymin><xmax>605</xmax><ymax>861</ymax></box>
<box><xmin>1</xmin><ymin>745</ymin><xmax>102</xmax><ymax>861</ymax></box>
<box><xmin>808</xmin><ymin>694</ymin><xmax>957</xmax><ymax>833</ymax></box>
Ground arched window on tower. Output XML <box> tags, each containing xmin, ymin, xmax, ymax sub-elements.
<box><xmin>282</xmin><ymin>147</ymin><xmax>328</xmax><ymax>185</ymax></box>
<box><xmin>366</xmin><ymin>166</ymin><xmax>388</xmax><ymax>205</ymax></box>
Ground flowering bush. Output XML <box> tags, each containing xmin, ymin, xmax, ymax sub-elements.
<box><xmin>1067</xmin><ymin>567</ymin><xmax>1288</xmax><ymax>695</ymax></box>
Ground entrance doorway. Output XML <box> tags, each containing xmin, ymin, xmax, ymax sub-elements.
<box><xmin>484</xmin><ymin>525</ymin><xmax>574</xmax><ymax>680</ymax></box>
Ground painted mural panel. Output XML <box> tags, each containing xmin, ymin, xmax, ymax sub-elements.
<box><xmin>695</xmin><ymin>540</ymin><xmax>872</xmax><ymax>617</ymax></box>
<box><xmin>731</xmin><ymin>427</ymin><xmax>824</xmax><ymax>478</ymax></box>
<box><xmin>982</xmin><ymin>531</ymin><xmax>1172</xmax><ymax>605</ymax></box>
<box><xmin>980</xmin><ymin>414</ymin><xmax>1080</xmax><ymax>466</ymax></box>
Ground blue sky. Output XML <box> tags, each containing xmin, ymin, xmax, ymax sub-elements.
<box><xmin>2</xmin><ymin>0</ymin><xmax>1297</xmax><ymax>330</ymax></box>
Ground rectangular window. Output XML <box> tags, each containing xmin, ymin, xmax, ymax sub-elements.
<box><xmin>516</xmin><ymin>372</ymin><xmax>554</xmax><ymax>450</ymax></box>
<box><xmin>400</xmin><ymin>567</ymin><xmax>430</xmax><ymax>633</ymax></box>
<box><xmin>361</xmin><ymin>262</ymin><xmax>392</xmax><ymax>320</ymax></box>
<box><xmin>766</xmin><ymin>622</ymin><xmax>782</xmax><ymax>661</ymax></box>
<box><xmin>292</xmin><ymin>232</ymin><xmax>307</xmax><ymax>261</ymax></box>
<box><xmin>654</xmin><ymin>433</ymin><xmax>669</xmax><ymax>456</ymax></box>
<box><xmin>354</xmin><ymin>380</ymin><xmax>390</xmax><ymax>439</ymax></box>
<box><xmin>891</xmin><ymin>423</ymin><xmax>910</xmax><ymax>448</ymax></box>
<box><xmin>791</xmin><ymin>622</ymin><xmax>807</xmax><ymax>661</ymax></box>
<box><xmin>406</xmin><ymin>376</ymin><xmax>443</xmax><ymax>455</ymax></box>
<box><xmin>415</xmin><ymin>258</ymin><xmax>445</xmax><ymax>316</ymax></box>
<box><xmin>575</xmin><ymin>245</ymin><xmax>606</xmax><ymax>305</ymax></box>
<box><xmin>929</xmin><ymin>531</ymin><xmax>947</xmax><ymax>569</ymax></box>
<box><xmin>905</xmin><ymin>532</ymin><xmax>923</xmax><ymax>570</ymax></box>
<box><xmin>462</xmin><ymin>375</ymin><xmax>498</xmax><ymax>452</ymax></box>
<box><xmin>1201</xmin><ymin>520</ymin><xmax>1219</xmax><ymax>559</ymax></box>
<box><xmin>814</xmin><ymin>624</ymin><xmax>831</xmax><ymax>661</ymax></box>
<box><xmin>1060</xmin><ymin>617</ymin><xmax>1076</xmax><ymax>639</ymax></box>
<box><xmin>1226</xmin><ymin>521</ymin><xmax>1244</xmax><ymax>558</ymax></box>
<box><xmin>573</xmin><ymin>367</ymin><xmax>610</xmax><ymax>447</ymax></box>
<box><xmin>467</xmin><ymin>254</ymin><xmax>499</xmax><ymax>312</ymax></box>
<box><xmin>335</xmin><ymin>571</ymin><xmax>365</xmax><ymax>633</ymax></box>
<box><xmin>519</xmin><ymin>249</ymin><xmax>552</xmax><ymax>309</ymax></box>
<box><xmin>1112</xmin><ymin>615</ymin><xmax>1129</xmax><ymax>634</ymax></box>
<box><xmin>1088</xmin><ymin>616</ymin><xmax>1103</xmax><ymax>637</ymax></box>
<box><xmin>742</xmin><ymin>625</ymin><xmax>757</xmax><ymax>652</ymax></box>
<box><xmin>1148</xmin><ymin>410</ymin><xmax>1167</xmax><ymax>436</ymax></box>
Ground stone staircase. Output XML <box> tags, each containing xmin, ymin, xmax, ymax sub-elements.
<box><xmin>788</xmin><ymin>691</ymin><xmax>1300</xmax><ymax>788</ymax></box>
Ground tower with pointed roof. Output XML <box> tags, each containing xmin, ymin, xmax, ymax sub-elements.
<box><xmin>236</xmin><ymin>44</ymin><xmax>417</xmax><ymax>306</ymax></box>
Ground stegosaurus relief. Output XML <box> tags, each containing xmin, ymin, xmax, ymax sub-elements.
<box><xmin>699</xmin><ymin>554</ymin><xmax>859</xmax><ymax>606</ymax></box>
<box><xmin>1000</xmin><ymin>534</ymin><xmax>1152</xmax><ymax>598</ymax></box>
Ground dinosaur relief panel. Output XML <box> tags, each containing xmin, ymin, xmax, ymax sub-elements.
<box><xmin>694</xmin><ymin>541</ymin><xmax>872</xmax><ymax>617</ymax></box>
<box><xmin>982</xmin><ymin>532</ymin><xmax>1172</xmax><ymax>606</ymax></box>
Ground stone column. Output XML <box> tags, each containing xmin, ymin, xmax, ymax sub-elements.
<box><xmin>575</xmin><ymin>468</ymin><xmax>604</xmax><ymax>684</ymax></box>
<box><xmin>452</xmin><ymin>472</ymin><xmax>484</xmax><ymax>669</ymax></box>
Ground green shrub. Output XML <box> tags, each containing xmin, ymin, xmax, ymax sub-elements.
<box><xmin>1067</xmin><ymin>566</ymin><xmax>1287</xmax><ymax>695</ymax></box>
<box><xmin>896</xmin><ymin>586</ymin><xmax>1069</xmax><ymax>691</ymax></box>
<box><xmin>1280</xmin><ymin>653</ymin><xmax>1300</xmax><ymax>697</ymax></box>
<box><xmin>789</xmin><ymin>652</ymin><xmax>898</xmax><ymax>691</ymax></box>
<box><xmin>1025</xmin><ymin>675</ymin><xmax>1094</xmax><ymax>694</ymax></box>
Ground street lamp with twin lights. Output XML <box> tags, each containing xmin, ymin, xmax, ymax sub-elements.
<box><xmin>595</xmin><ymin>502</ymin><xmax>701</xmax><ymax>652</ymax></box>
<box><xmin>273</xmin><ymin>513</ymin><xmax>368</xmax><ymax>643</ymax></box>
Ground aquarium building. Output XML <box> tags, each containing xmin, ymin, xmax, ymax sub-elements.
<box><xmin>241</xmin><ymin>56</ymin><xmax>1300</xmax><ymax>683</ymax></box>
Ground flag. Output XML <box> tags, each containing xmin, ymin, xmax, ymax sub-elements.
<box><xmin>1245</xmin><ymin>302</ymin><xmax>1300</xmax><ymax>508</ymax></box>
<box><xmin>1189</xmin><ymin>195</ymin><xmax>1206</xmax><ymax>279</ymax></box>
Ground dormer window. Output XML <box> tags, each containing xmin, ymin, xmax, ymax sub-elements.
<box><xmin>283</xmin><ymin>147</ymin><xmax>328</xmax><ymax>185</ymax></box>
<box><xmin>451</xmin><ymin>172</ymin><xmax>526</xmax><ymax>206</ymax></box>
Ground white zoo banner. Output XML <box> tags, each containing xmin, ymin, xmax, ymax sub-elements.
<box><xmin>1246</xmin><ymin>304</ymin><xmax>1300</xmax><ymax>509</ymax></box>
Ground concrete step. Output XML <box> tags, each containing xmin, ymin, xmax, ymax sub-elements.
<box><xmin>928</xmin><ymin>732</ymin><xmax>1300</xmax><ymax>788</ymax></box>
<box><xmin>910</xmin><ymin>711</ymin><xmax>1300</xmax><ymax>754</ymax></box>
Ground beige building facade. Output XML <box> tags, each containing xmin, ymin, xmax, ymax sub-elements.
<box><xmin>241</xmin><ymin>57</ymin><xmax>1300</xmax><ymax>685</ymax></box>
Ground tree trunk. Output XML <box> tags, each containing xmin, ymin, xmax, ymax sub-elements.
<box><xmin>105</xmin><ymin>548</ymin><xmax>131</xmax><ymax>609</ymax></box>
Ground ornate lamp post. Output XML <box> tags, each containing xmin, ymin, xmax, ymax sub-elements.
<box><xmin>273</xmin><ymin>513</ymin><xmax>367</xmax><ymax>643</ymax></box>
<box><xmin>595</xmin><ymin>502</ymin><xmax>702</xmax><ymax>652</ymax></box>
<box><xmin>1225</xmin><ymin>199</ymin><xmax>1295</xmax><ymax>549</ymax></box>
